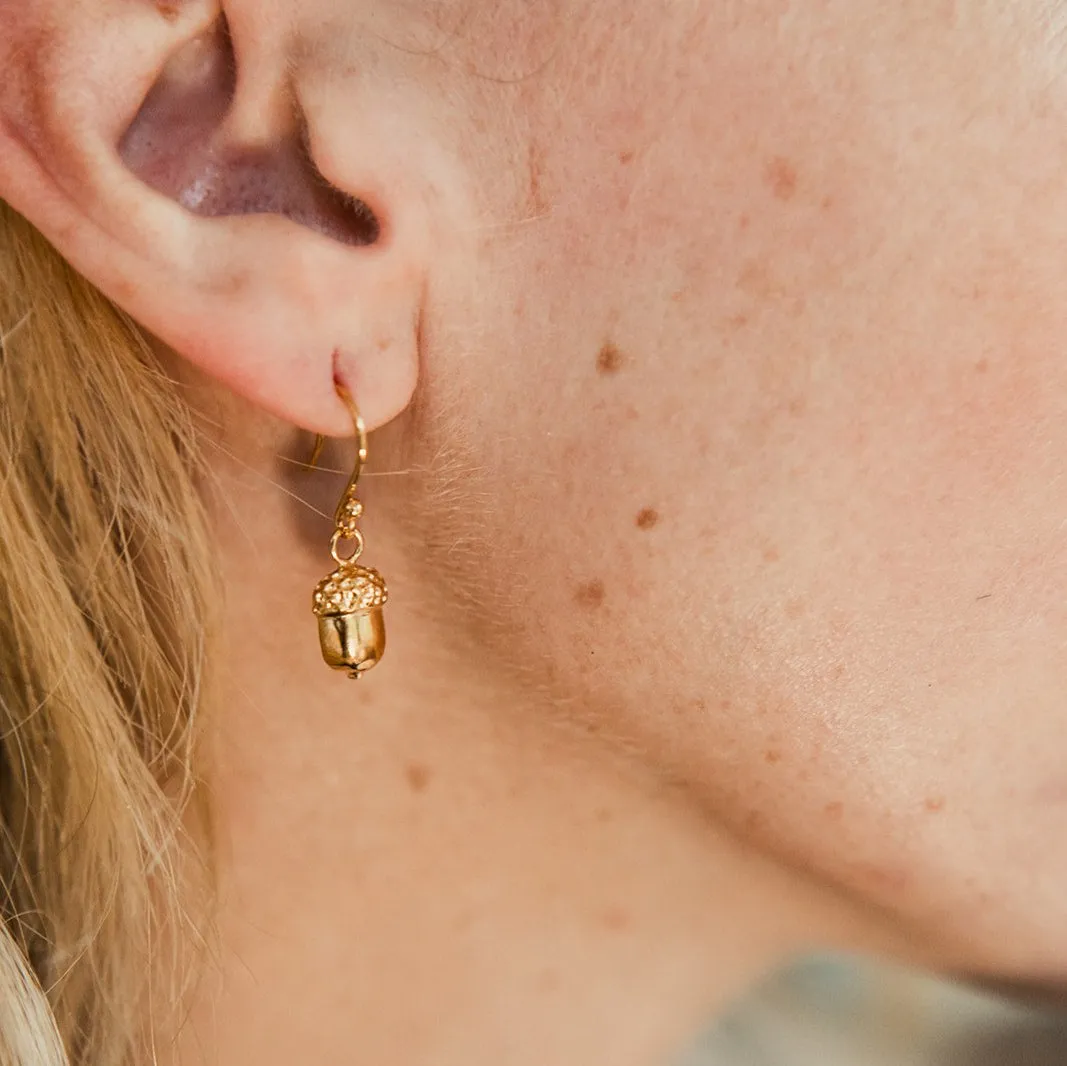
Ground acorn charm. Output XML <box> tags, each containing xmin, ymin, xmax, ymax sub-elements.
<box><xmin>312</xmin><ymin>562</ymin><xmax>387</xmax><ymax>678</ymax></box>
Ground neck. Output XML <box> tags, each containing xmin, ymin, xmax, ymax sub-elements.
<box><xmin>171</xmin><ymin>402</ymin><xmax>898</xmax><ymax>1066</ymax></box>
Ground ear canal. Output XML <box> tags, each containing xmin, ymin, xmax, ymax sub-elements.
<box><xmin>119</xmin><ymin>16</ymin><xmax>379</xmax><ymax>247</ymax></box>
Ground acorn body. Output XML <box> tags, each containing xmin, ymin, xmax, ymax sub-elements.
<box><xmin>312</xmin><ymin>564</ymin><xmax>388</xmax><ymax>678</ymax></box>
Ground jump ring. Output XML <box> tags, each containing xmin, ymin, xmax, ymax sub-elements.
<box><xmin>330</xmin><ymin>527</ymin><xmax>365</xmax><ymax>565</ymax></box>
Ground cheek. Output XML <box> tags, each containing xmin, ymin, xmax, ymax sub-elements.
<box><xmin>416</xmin><ymin>1</ymin><xmax>1067</xmax><ymax>971</ymax></box>
<box><xmin>455</xmin><ymin>275</ymin><xmax>1067</xmax><ymax>973</ymax></box>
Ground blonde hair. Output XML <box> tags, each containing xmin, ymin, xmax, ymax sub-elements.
<box><xmin>0</xmin><ymin>201</ymin><xmax>212</xmax><ymax>1065</ymax></box>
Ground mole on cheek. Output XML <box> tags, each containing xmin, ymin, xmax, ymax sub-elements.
<box><xmin>575</xmin><ymin>580</ymin><xmax>607</xmax><ymax>608</ymax></box>
<box><xmin>405</xmin><ymin>763</ymin><xmax>433</xmax><ymax>793</ymax></box>
<box><xmin>765</xmin><ymin>156</ymin><xmax>799</xmax><ymax>202</ymax></box>
<box><xmin>596</xmin><ymin>343</ymin><xmax>625</xmax><ymax>375</ymax></box>
<box><xmin>635</xmin><ymin>507</ymin><xmax>659</xmax><ymax>530</ymax></box>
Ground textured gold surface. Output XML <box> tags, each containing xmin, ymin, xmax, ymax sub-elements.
<box><xmin>312</xmin><ymin>564</ymin><xmax>388</xmax><ymax>617</ymax></box>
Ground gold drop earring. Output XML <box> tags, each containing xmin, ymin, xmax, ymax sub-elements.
<box><xmin>309</xmin><ymin>382</ymin><xmax>388</xmax><ymax>678</ymax></box>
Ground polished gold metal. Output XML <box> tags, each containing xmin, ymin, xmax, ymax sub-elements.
<box><xmin>310</xmin><ymin>383</ymin><xmax>387</xmax><ymax>678</ymax></box>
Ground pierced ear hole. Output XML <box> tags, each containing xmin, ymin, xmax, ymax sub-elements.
<box><xmin>119</xmin><ymin>15</ymin><xmax>381</xmax><ymax>248</ymax></box>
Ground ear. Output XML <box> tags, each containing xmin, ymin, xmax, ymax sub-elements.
<box><xmin>0</xmin><ymin>0</ymin><xmax>426</xmax><ymax>435</ymax></box>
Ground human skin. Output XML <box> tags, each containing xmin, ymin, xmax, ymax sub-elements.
<box><xmin>2</xmin><ymin>0</ymin><xmax>1067</xmax><ymax>1062</ymax></box>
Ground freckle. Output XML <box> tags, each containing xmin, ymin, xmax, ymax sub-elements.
<box><xmin>765</xmin><ymin>156</ymin><xmax>799</xmax><ymax>201</ymax></box>
<box><xmin>405</xmin><ymin>763</ymin><xmax>432</xmax><ymax>793</ymax></box>
<box><xmin>671</xmin><ymin>289</ymin><xmax>686</xmax><ymax>302</ymax></box>
<box><xmin>975</xmin><ymin>358</ymin><xmax>989</xmax><ymax>373</ymax></box>
<box><xmin>764</xmin><ymin>749</ymin><xmax>782</xmax><ymax>765</ymax></box>
<box><xmin>785</xmin><ymin>597</ymin><xmax>806</xmax><ymax>620</ymax></box>
<box><xmin>852</xmin><ymin>863</ymin><xmax>909</xmax><ymax>893</ymax></box>
<box><xmin>737</xmin><ymin>259</ymin><xmax>774</xmax><ymax>298</ymax></box>
<box><xmin>719</xmin><ymin>697</ymin><xmax>732</xmax><ymax>711</ymax></box>
<box><xmin>536</xmin><ymin>970</ymin><xmax>561</xmax><ymax>993</ymax></box>
<box><xmin>601</xmin><ymin>905</ymin><xmax>631</xmax><ymax>931</ymax></box>
<box><xmin>635</xmin><ymin>507</ymin><xmax>659</xmax><ymax>530</ymax></box>
<box><xmin>527</xmin><ymin>142</ymin><xmax>548</xmax><ymax>213</ymax></box>
<box><xmin>618</xmin><ymin>150</ymin><xmax>635</xmax><ymax>165</ymax></box>
<box><xmin>824</xmin><ymin>801</ymin><xmax>844</xmax><ymax>820</ymax></box>
<box><xmin>763</xmin><ymin>546</ymin><xmax>780</xmax><ymax>563</ymax></box>
<box><xmin>727</xmin><ymin>312</ymin><xmax>750</xmax><ymax>331</ymax></box>
<box><xmin>596</xmin><ymin>343</ymin><xmax>625</xmax><ymax>375</ymax></box>
<box><xmin>156</xmin><ymin>0</ymin><xmax>182</xmax><ymax>21</ymax></box>
<box><xmin>787</xmin><ymin>397</ymin><xmax>807</xmax><ymax>417</ymax></box>
<box><xmin>924</xmin><ymin>796</ymin><xmax>946</xmax><ymax>813</ymax></box>
<box><xmin>739</xmin><ymin>213</ymin><xmax>751</xmax><ymax>231</ymax></box>
<box><xmin>595</xmin><ymin>807</ymin><xmax>614</xmax><ymax>824</ymax></box>
<box><xmin>575</xmin><ymin>579</ymin><xmax>606</xmax><ymax>608</ymax></box>
<box><xmin>690</xmin><ymin>697</ymin><xmax>707</xmax><ymax>712</ymax></box>
<box><xmin>624</xmin><ymin>405</ymin><xmax>640</xmax><ymax>421</ymax></box>
<box><xmin>821</xmin><ymin>196</ymin><xmax>834</xmax><ymax>212</ymax></box>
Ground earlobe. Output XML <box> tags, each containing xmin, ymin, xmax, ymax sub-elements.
<box><xmin>0</xmin><ymin>1</ymin><xmax>424</xmax><ymax>436</ymax></box>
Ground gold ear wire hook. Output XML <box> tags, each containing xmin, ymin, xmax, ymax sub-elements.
<box><xmin>306</xmin><ymin>381</ymin><xmax>367</xmax><ymax>491</ymax></box>
<box><xmin>330</xmin><ymin>381</ymin><xmax>368</xmax><ymax>523</ymax></box>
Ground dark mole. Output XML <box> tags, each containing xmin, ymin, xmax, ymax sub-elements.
<box><xmin>575</xmin><ymin>579</ymin><xmax>607</xmax><ymax>608</ymax></box>
<box><xmin>765</xmin><ymin>156</ymin><xmax>799</xmax><ymax>202</ymax></box>
<box><xmin>635</xmin><ymin>507</ymin><xmax>659</xmax><ymax>530</ymax></box>
<box><xmin>596</xmin><ymin>343</ymin><xmax>625</xmax><ymax>375</ymax></box>
<box><xmin>405</xmin><ymin>763</ymin><xmax>432</xmax><ymax>793</ymax></box>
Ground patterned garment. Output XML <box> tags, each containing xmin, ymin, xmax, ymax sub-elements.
<box><xmin>678</xmin><ymin>956</ymin><xmax>1067</xmax><ymax>1066</ymax></box>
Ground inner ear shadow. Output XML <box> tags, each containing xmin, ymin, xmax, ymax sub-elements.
<box><xmin>119</xmin><ymin>14</ymin><xmax>380</xmax><ymax>247</ymax></box>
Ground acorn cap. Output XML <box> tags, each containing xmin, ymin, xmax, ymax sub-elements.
<box><xmin>312</xmin><ymin>564</ymin><xmax>388</xmax><ymax>617</ymax></box>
